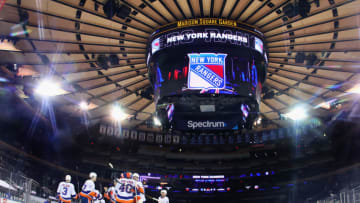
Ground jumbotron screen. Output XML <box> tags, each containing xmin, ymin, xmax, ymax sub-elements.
<box><xmin>146</xmin><ymin>18</ymin><xmax>268</xmax><ymax>130</ymax></box>
<box><xmin>147</xmin><ymin>19</ymin><xmax>267</xmax><ymax>102</ymax></box>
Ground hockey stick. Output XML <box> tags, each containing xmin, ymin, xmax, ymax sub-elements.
<box><xmin>145</xmin><ymin>194</ymin><xmax>159</xmax><ymax>202</ymax></box>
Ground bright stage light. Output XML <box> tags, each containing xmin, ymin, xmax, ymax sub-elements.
<box><xmin>347</xmin><ymin>84</ymin><xmax>360</xmax><ymax>94</ymax></box>
<box><xmin>35</xmin><ymin>79</ymin><xmax>64</xmax><ymax>97</ymax></box>
<box><xmin>284</xmin><ymin>106</ymin><xmax>308</xmax><ymax>121</ymax></box>
<box><xmin>79</xmin><ymin>101</ymin><xmax>88</xmax><ymax>110</ymax></box>
<box><xmin>256</xmin><ymin>117</ymin><xmax>262</xmax><ymax>125</ymax></box>
<box><xmin>153</xmin><ymin>116</ymin><xmax>162</xmax><ymax>126</ymax></box>
<box><xmin>0</xmin><ymin>40</ymin><xmax>21</xmax><ymax>51</ymax></box>
<box><xmin>110</xmin><ymin>106</ymin><xmax>128</xmax><ymax>121</ymax></box>
<box><xmin>315</xmin><ymin>100</ymin><xmax>335</xmax><ymax>110</ymax></box>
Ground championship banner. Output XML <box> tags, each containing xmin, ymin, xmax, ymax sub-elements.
<box><xmin>123</xmin><ymin>129</ymin><xmax>130</xmax><ymax>139</ymax></box>
<box><xmin>188</xmin><ymin>53</ymin><xmax>227</xmax><ymax>90</ymax></box>
<box><xmin>155</xmin><ymin>134</ymin><xmax>163</xmax><ymax>144</ymax></box>
<box><xmin>165</xmin><ymin>134</ymin><xmax>172</xmax><ymax>144</ymax></box>
<box><xmin>130</xmin><ymin>131</ymin><xmax>138</xmax><ymax>140</ymax></box>
<box><xmin>139</xmin><ymin>132</ymin><xmax>146</xmax><ymax>142</ymax></box>
<box><xmin>147</xmin><ymin>133</ymin><xmax>155</xmax><ymax>143</ymax></box>
<box><xmin>106</xmin><ymin>126</ymin><xmax>114</xmax><ymax>136</ymax></box>
<box><xmin>173</xmin><ymin>135</ymin><xmax>180</xmax><ymax>144</ymax></box>
<box><xmin>228</xmin><ymin>135</ymin><xmax>234</xmax><ymax>144</ymax></box>
<box><xmin>99</xmin><ymin>125</ymin><xmax>107</xmax><ymax>135</ymax></box>
<box><xmin>262</xmin><ymin>132</ymin><xmax>269</xmax><ymax>142</ymax></box>
<box><xmin>97</xmin><ymin>122</ymin><xmax>322</xmax><ymax>145</ymax></box>
<box><xmin>114</xmin><ymin>128</ymin><xmax>121</xmax><ymax>137</ymax></box>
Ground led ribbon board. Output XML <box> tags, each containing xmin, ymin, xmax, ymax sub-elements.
<box><xmin>148</xmin><ymin>18</ymin><xmax>265</xmax><ymax>60</ymax></box>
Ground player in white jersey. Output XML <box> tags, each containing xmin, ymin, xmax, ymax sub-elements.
<box><xmin>80</xmin><ymin>172</ymin><xmax>99</xmax><ymax>203</ymax></box>
<box><xmin>132</xmin><ymin>173</ymin><xmax>146</xmax><ymax>203</ymax></box>
<box><xmin>56</xmin><ymin>175</ymin><xmax>78</xmax><ymax>203</ymax></box>
<box><xmin>93</xmin><ymin>190</ymin><xmax>105</xmax><ymax>203</ymax></box>
<box><xmin>104</xmin><ymin>179</ymin><xmax>117</xmax><ymax>203</ymax></box>
<box><xmin>114</xmin><ymin>172</ymin><xmax>143</xmax><ymax>203</ymax></box>
<box><xmin>157</xmin><ymin>190</ymin><xmax>169</xmax><ymax>203</ymax></box>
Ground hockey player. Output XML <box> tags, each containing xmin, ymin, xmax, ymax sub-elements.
<box><xmin>132</xmin><ymin>173</ymin><xmax>145</xmax><ymax>203</ymax></box>
<box><xmin>157</xmin><ymin>190</ymin><xmax>169</xmax><ymax>203</ymax></box>
<box><xmin>93</xmin><ymin>190</ymin><xmax>105</xmax><ymax>203</ymax></box>
<box><xmin>104</xmin><ymin>179</ymin><xmax>117</xmax><ymax>203</ymax></box>
<box><xmin>114</xmin><ymin>172</ymin><xmax>142</xmax><ymax>203</ymax></box>
<box><xmin>80</xmin><ymin>172</ymin><xmax>100</xmax><ymax>203</ymax></box>
<box><xmin>56</xmin><ymin>175</ymin><xmax>78</xmax><ymax>203</ymax></box>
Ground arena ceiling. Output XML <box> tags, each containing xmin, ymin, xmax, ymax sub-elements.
<box><xmin>0</xmin><ymin>0</ymin><xmax>359</xmax><ymax>132</ymax></box>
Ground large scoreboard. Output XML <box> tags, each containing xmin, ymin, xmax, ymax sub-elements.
<box><xmin>147</xmin><ymin>18</ymin><xmax>268</xmax><ymax>131</ymax></box>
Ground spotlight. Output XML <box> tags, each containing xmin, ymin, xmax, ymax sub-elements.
<box><xmin>305</xmin><ymin>53</ymin><xmax>318</xmax><ymax>67</ymax></box>
<box><xmin>284</xmin><ymin>106</ymin><xmax>308</xmax><ymax>120</ymax></box>
<box><xmin>6</xmin><ymin>64</ymin><xmax>19</xmax><ymax>73</ymax></box>
<box><xmin>39</xmin><ymin>55</ymin><xmax>50</xmax><ymax>65</ymax></box>
<box><xmin>153</xmin><ymin>116</ymin><xmax>162</xmax><ymax>126</ymax></box>
<box><xmin>109</xmin><ymin>54</ymin><xmax>119</xmax><ymax>65</ymax></box>
<box><xmin>262</xmin><ymin>86</ymin><xmax>270</xmax><ymax>94</ymax></box>
<box><xmin>116</xmin><ymin>4</ymin><xmax>131</xmax><ymax>19</ymax></box>
<box><xmin>256</xmin><ymin>117</ymin><xmax>262</xmax><ymax>125</ymax></box>
<box><xmin>283</xmin><ymin>3</ymin><xmax>298</xmax><ymax>18</ymax></box>
<box><xmin>97</xmin><ymin>55</ymin><xmax>110</xmax><ymax>70</ymax></box>
<box><xmin>0</xmin><ymin>77</ymin><xmax>9</xmax><ymax>83</ymax></box>
<box><xmin>103</xmin><ymin>0</ymin><xmax>120</xmax><ymax>19</ymax></box>
<box><xmin>314</xmin><ymin>0</ymin><xmax>320</xmax><ymax>7</ymax></box>
<box><xmin>103</xmin><ymin>0</ymin><xmax>131</xmax><ymax>19</ymax></box>
<box><xmin>315</xmin><ymin>100</ymin><xmax>335</xmax><ymax>110</ymax></box>
<box><xmin>79</xmin><ymin>101</ymin><xmax>89</xmax><ymax>110</ymax></box>
<box><xmin>297</xmin><ymin>0</ymin><xmax>311</xmax><ymax>18</ymax></box>
<box><xmin>283</xmin><ymin>0</ymin><xmax>311</xmax><ymax>19</ymax></box>
<box><xmin>19</xmin><ymin>10</ymin><xmax>29</xmax><ymax>25</ymax></box>
<box><xmin>111</xmin><ymin>106</ymin><xmax>128</xmax><ymax>121</ymax></box>
<box><xmin>35</xmin><ymin>79</ymin><xmax>61</xmax><ymax>97</ymax></box>
<box><xmin>140</xmin><ymin>86</ymin><xmax>153</xmax><ymax>100</ymax></box>
<box><xmin>263</xmin><ymin>90</ymin><xmax>275</xmax><ymax>99</ymax></box>
<box><xmin>295</xmin><ymin>52</ymin><xmax>305</xmax><ymax>63</ymax></box>
<box><xmin>347</xmin><ymin>84</ymin><xmax>360</xmax><ymax>94</ymax></box>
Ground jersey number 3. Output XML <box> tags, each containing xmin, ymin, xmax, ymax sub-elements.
<box><xmin>62</xmin><ymin>187</ymin><xmax>68</xmax><ymax>195</ymax></box>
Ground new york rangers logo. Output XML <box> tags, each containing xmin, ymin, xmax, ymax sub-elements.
<box><xmin>151</xmin><ymin>38</ymin><xmax>160</xmax><ymax>54</ymax></box>
<box><xmin>187</xmin><ymin>53</ymin><xmax>227</xmax><ymax>90</ymax></box>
